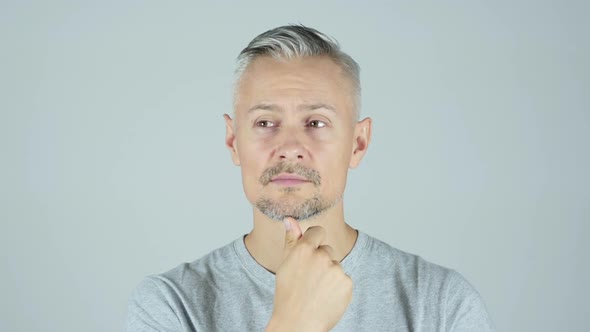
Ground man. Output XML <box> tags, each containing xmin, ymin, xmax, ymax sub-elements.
<box><xmin>126</xmin><ymin>24</ymin><xmax>495</xmax><ymax>331</ymax></box>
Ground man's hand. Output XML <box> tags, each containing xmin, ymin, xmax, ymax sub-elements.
<box><xmin>265</xmin><ymin>217</ymin><xmax>353</xmax><ymax>332</ymax></box>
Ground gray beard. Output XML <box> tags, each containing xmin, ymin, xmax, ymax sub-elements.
<box><xmin>256</xmin><ymin>161</ymin><xmax>338</xmax><ymax>221</ymax></box>
<box><xmin>255</xmin><ymin>193</ymin><xmax>340</xmax><ymax>221</ymax></box>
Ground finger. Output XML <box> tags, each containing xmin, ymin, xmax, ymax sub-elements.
<box><xmin>318</xmin><ymin>245</ymin><xmax>336</xmax><ymax>261</ymax></box>
<box><xmin>301</xmin><ymin>226</ymin><xmax>327</xmax><ymax>249</ymax></box>
<box><xmin>283</xmin><ymin>217</ymin><xmax>303</xmax><ymax>255</ymax></box>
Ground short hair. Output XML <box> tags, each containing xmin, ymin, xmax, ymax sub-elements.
<box><xmin>234</xmin><ymin>24</ymin><xmax>361</xmax><ymax>119</ymax></box>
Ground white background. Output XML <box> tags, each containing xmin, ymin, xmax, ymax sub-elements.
<box><xmin>1</xmin><ymin>1</ymin><xmax>588</xmax><ymax>331</ymax></box>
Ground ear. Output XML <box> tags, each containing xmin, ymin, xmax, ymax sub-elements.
<box><xmin>223</xmin><ymin>114</ymin><xmax>240</xmax><ymax>166</ymax></box>
<box><xmin>349</xmin><ymin>117</ymin><xmax>372</xmax><ymax>169</ymax></box>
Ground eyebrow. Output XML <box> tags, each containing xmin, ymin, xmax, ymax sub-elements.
<box><xmin>248</xmin><ymin>103</ymin><xmax>337</xmax><ymax>113</ymax></box>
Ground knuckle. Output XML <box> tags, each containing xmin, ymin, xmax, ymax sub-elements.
<box><xmin>317</xmin><ymin>250</ymin><xmax>332</xmax><ymax>264</ymax></box>
<box><xmin>322</xmin><ymin>244</ymin><xmax>334</xmax><ymax>253</ymax></box>
<box><xmin>297</xmin><ymin>240</ymin><xmax>315</xmax><ymax>253</ymax></box>
<box><xmin>341</xmin><ymin>275</ymin><xmax>353</xmax><ymax>292</ymax></box>
<box><xmin>285</xmin><ymin>239</ymin><xmax>296</xmax><ymax>247</ymax></box>
<box><xmin>344</xmin><ymin>274</ymin><xmax>353</xmax><ymax>286</ymax></box>
<box><xmin>316</xmin><ymin>226</ymin><xmax>327</xmax><ymax>238</ymax></box>
<box><xmin>307</xmin><ymin>226</ymin><xmax>326</xmax><ymax>238</ymax></box>
<box><xmin>329</xmin><ymin>264</ymin><xmax>343</xmax><ymax>276</ymax></box>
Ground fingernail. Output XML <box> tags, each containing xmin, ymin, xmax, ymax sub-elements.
<box><xmin>283</xmin><ymin>219</ymin><xmax>291</xmax><ymax>231</ymax></box>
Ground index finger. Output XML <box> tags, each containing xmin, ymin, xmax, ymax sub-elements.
<box><xmin>300</xmin><ymin>226</ymin><xmax>327</xmax><ymax>249</ymax></box>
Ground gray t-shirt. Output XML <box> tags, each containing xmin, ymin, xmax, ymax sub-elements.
<box><xmin>126</xmin><ymin>231</ymin><xmax>495</xmax><ymax>331</ymax></box>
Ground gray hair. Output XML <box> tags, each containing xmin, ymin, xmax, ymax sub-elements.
<box><xmin>234</xmin><ymin>24</ymin><xmax>361</xmax><ymax>119</ymax></box>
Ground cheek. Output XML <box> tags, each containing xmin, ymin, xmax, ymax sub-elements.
<box><xmin>239</xmin><ymin>160</ymin><xmax>263</xmax><ymax>204</ymax></box>
<box><xmin>237</xmin><ymin>137</ymin><xmax>273</xmax><ymax>197</ymax></box>
<box><xmin>238</xmin><ymin>139</ymin><xmax>272</xmax><ymax>173</ymax></box>
<box><xmin>315</xmin><ymin>143</ymin><xmax>352</xmax><ymax>192</ymax></box>
<box><xmin>239</xmin><ymin>147</ymin><xmax>263</xmax><ymax>183</ymax></box>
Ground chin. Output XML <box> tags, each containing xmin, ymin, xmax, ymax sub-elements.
<box><xmin>254</xmin><ymin>192</ymin><xmax>341</xmax><ymax>222</ymax></box>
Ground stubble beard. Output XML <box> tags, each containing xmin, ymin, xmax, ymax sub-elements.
<box><xmin>255</xmin><ymin>190</ymin><xmax>340</xmax><ymax>221</ymax></box>
<box><xmin>254</xmin><ymin>162</ymin><xmax>340</xmax><ymax>221</ymax></box>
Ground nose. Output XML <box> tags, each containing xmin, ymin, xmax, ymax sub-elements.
<box><xmin>276</xmin><ymin>131</ymin><xmax>306</xmax><ymax>161</ymax></box>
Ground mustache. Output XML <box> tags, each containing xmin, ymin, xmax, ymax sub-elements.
<box><xmin>259</xmin><ymin>162</ymin><xmax>321</xmax><ymax>187</ymax></box>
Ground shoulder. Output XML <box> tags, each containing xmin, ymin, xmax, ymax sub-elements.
<box><xmin>159</xmin><ymin>239</ymin><xmax>241</xmax><ymax>286</ymax></box>
<box><xmin>359</xmin><ymin>233</ymin><xmax>454</xmax><ymax>283</ymax></box>
<box><xmin>125</xmin><ymin>275</ymin><xmax>182</xmax><ymax>331</ymax></box>
<box><xmin>126</xmin><ymin>238</ymin><xmax>241</xmax><ymax>331</ymax></box>
<box><xmin>444</xmin><ymin>270</ymin><xmax>496</xmax><ymax>331</ymax></box>
<box><xmin>359</xmin><ymin>232</ymin><xmax>496</xmax><ymax>331</ymax></box>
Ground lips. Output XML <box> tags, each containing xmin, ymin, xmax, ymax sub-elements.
<box><xmin>259</xmin><ymin>163</ymin><xmax>321</xmax><ymax>187</ymax></box>
<box><xmin>270</xmin><ymin>174</ymin><xmax>310</xmax><ymax>186</ymax></box>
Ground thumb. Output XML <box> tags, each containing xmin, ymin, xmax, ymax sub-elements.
<box><xmin>283</xmin><ymin>217</ymin><xmax>303</xmax><ymax>255</ymax></box>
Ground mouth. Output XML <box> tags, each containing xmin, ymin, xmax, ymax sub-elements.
<box><xmin>270</xmin><ymin>174</ymin><xmax>311</xmax><ymax>186</ymax></box>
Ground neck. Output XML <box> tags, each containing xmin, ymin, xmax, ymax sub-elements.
<box><xmin>244</xmin><ymin>201</ymin><xmax>358</xmax><ymax>274</ymax></box>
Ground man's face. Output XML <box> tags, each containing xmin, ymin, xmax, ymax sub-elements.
<box><xmin>225</xmin><ymin>56</ymin><xmax>370</xmax><ymax>221</ymax></box>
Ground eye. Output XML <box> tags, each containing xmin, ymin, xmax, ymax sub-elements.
<box><xmin>256</xmin><ymin>120</ymin><xmax>276</xmax><ymax>128</ymax></box>
<box><xmin>307</xmin><ymin>120</ymin><xmax>327</xmax><ymax>128</ymax></box>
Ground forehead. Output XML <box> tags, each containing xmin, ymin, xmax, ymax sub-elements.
<box><xmin>235</xmin><ymin>56</ymin><xmax>355</xmax><ymax>115</ymax></box>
